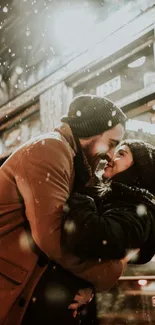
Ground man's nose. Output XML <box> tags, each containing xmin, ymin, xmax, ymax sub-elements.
<box><xmin>106</xmin><ymin>148</ymin><xmax>115</xmax><ymax>161</ymax></box>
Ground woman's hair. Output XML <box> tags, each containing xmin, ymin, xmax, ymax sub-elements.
<box><xmin>112</xmin><ymin>139</ymin><xmax>155</xmax><ymax>194</ymax></box>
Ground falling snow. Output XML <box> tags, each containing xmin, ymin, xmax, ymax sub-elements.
<box><xmin>64</xmin><ymin>220</ymin><xmax>76</xmax><ymax>233</ymax></box>
<box><xmin>136</xmin><ymin>204</ymin><xmax>147</xmax><ymax>217</ymax></box>
<box><xmin>112</xmin><ymin>110</ymin><xmax>116</xmax><ymax>116</ymax></box>
<box><xmin>46</xmin><ymin>172</ymin><xmax>50</xmax><ymax>181</ymax></box>
<box><xmin>63</xmin><ymin>203</ymin><xmax>70</xmax><ymax>213</ymax></box>
<box><xmin>32</xmin><ymin>297</ymin><xmax>37</xmax><ymax>303</ymax></box>
<box><xmin>15</xmin><ymin>66</ymin><xmax>23</xmax><ymax>75</ymax></box>
<box><xmin>26</xmin><ymin>30</ymin><xmax>31</xmax><ymax>37</ymax></box>
<box><xmin>76</xmin><ymin>110</ymin><xmax>81</xmax><ymax>117</ymax></box>
<box><xmin>3</xmin><ymin>7</ymin><xmax>8</xmax><ymax>13</ymax></box>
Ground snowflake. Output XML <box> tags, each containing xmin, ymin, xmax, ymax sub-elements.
<box><xmin>64</xmin><ymin>220</ymin><xmax>76</xmax><ymax>233</ymax></box>
<box><xmin>112</xmin><ymin>110</ymin><xmax>116</xmax><ymax>116</ymax></box>
<box><xmin>26</xmin><ymin>30</ymin><xmax>31</xmax><ymax>36</ymax></box>
<box><xmin>15</xmin><ymin>66</ymin><xmax>23</xmax><ymax>74</ymax></box>
<box><xmin>136</xmin><ymin>204</ymin><xmax>147</xmax><ymax>216</ymax></box>
<box><xmin>3</xmin><ymin>7</ymin><xmax>8</xmax><ymax>13</ymax></box>
<box><xmin>63</xmin><ymin>203</ymin><xmax>70</xmax><ymax>213</ymax></box>
<box><xmin>76</xmin><ymin>110</ymin><xmax>81</xmax><ymax>117</ymax></box>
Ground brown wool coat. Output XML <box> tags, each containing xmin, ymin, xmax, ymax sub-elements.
<box><xmin>0</xmin><ymin>123</ymin><xmax>123</xmax><ymax>325</ymax></box>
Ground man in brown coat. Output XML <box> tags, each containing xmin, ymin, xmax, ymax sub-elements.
<box><xmin>0</xmin><ymin>95</ymin><xmax>126</xmax><ymax>324</ymax></box>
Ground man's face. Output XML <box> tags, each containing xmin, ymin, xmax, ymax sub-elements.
<box><xmin>80</xmin><ymin>123</ymin><xmax>125</xmax><ymax>169</ymax></box>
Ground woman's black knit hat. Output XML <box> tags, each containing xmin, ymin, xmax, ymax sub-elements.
<box><xmin>121</xmin><ymin>139</ymin><xmax>155</xmax><ymax>194</ymax></box>
<box><xmin>61</xmin><ymin>95</ymin><xmax>126</xmax><ymax>138</ymax></box>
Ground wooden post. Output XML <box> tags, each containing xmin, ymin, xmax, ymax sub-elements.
<box><xmin>40</xmin><ymin>82</ymin><xmax>73</xmax><ymax>133</ymax></box>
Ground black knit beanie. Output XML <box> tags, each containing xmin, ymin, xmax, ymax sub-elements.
<box><xmin>121</xmin><ymin>139</ymin><xmax>155</xmax><ymax>194</ymax></box>
<box><xmin>61</xmin><ymin>95</ymin><xmax>126</xmax><ymax>138</ymax></box>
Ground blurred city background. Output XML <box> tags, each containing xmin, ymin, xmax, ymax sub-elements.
<box><xmin>1</xmin><ymin>0</ymin><xmax>155</xmax><ymax>323</ymax></box>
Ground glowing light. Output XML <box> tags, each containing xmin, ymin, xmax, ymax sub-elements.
<box><xmin>138</xmin><ymin>279</ymin><xmax>148</xmax><ymax>286</ymax></box>
<box><xmin>128</xmin><ymin>56</ymin><xmax>146</xmax><ymax>68</ymax></box>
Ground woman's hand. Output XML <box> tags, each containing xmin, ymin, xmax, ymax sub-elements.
<box><xmin>68</xmin><ymin>287</ymin><xmax>94</xmax><ymax>318</ymax></box>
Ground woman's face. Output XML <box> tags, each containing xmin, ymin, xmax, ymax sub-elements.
<box><xmin>103</xmin><ymin>144</ymin><xmax>134</xmax><ymax>179</ymax></box>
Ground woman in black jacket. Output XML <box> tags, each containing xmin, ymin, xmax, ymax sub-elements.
<box><xmin>62</xmin><ymin>139</ymin><xmax>155</xmax><ymax>264</ymax></box>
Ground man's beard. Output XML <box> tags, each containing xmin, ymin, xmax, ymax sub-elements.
<box><xmin>83</xmin><ymin>145</ymin><xmax>108</xmax><ymax>173</ymax></box>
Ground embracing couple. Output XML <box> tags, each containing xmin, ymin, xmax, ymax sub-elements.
<box><xmin>0</xmin><ymin>94</ymin><xmax>155</xmax><ymax>325</ymax></box>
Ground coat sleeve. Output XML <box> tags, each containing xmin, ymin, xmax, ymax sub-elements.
<box><xmin>62</xmin><ymin>193</ymin><xmax>151</xmax><ymax>259</ymax></box>
<box><xmin>15</xmin><ymin>138</ymin><xmax>123</xmax><ymax>291</ymax></box>
<box><xmin>16</xmin><ymin>137</ymin><xmax>74</xmax><ymax>260</ymax></box>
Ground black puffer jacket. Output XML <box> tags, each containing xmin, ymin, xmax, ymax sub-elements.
<box><xmin>62</xmin><ymin>181</ymin><xmax>155</xmax><ymax>264</ymax></box>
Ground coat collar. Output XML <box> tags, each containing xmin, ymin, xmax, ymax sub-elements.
<box><xmin>55</xmin><ymin>122</ymin><xmax>93</xmax><ymax>185</ymax></box>
<box><xmin>55</xmin><ymin>123</ymin><xmax>77</xmax><ymax>154</ymax></box>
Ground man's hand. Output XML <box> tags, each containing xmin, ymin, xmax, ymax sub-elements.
<box><xmin>68</xmin><ymin>288</ymin><xmax>94</xmax><ymax>318</ymax></box>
